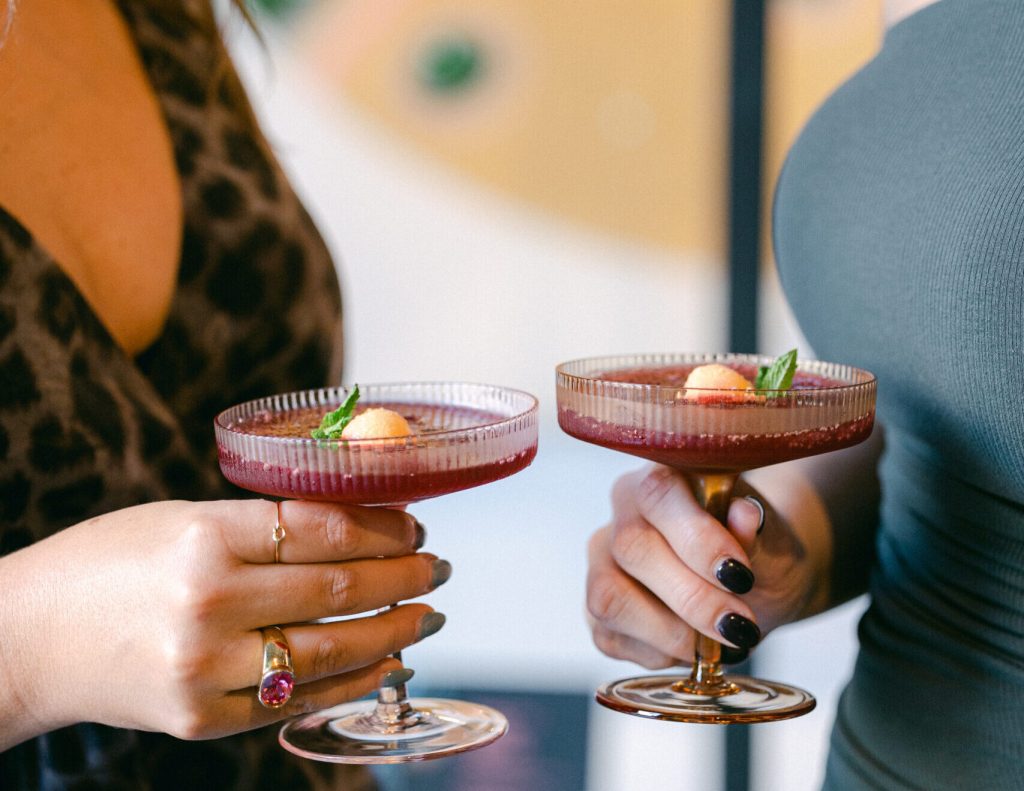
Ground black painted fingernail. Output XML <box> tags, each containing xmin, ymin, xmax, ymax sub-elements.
<box><xmin>744</xmin><ymin>496</ymin><xmax>766</xmax><ymax>535</ymax></box>
<box><xmin>719</xmin><ymin>645</ymin><xmax>750</xmax><ymax>665</ymax></box>
<box><xmin>716</xmin><ymin>558</ymin><xmax>755</xmax><ymax>594</ymax></box>
<box><xmin>417</xmin><ymin>612</ymin><xmax>446</xmax><ymax>641</ymax></box>
<box><xmin>431</xmin><ymin>559</ymin><xmax>452</xmax><ymax>588</ymax></box>
<box><xmin>380</xmin><ymin>667</ymin><xmax>415</xmax><ymax>688</ymax></box>
<box><xmin>413</xmin><ymin>520</ymin><xmax>427</xmax><ymax>549</ymax></box>
<box><xmin>717</xmin><ymin>612</ymin><xmax>761</xmax><ymax>649</ymax></box>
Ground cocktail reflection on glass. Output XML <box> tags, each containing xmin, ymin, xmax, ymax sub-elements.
<box><xmin>556</xmin><ymin>353</ymin><xmax>876</xmax><ymax>724</ymax></box>
<box><xmin>215</xmin><ymin>382</ymin><xmax>538</xmax><ymax>761</ymax></box>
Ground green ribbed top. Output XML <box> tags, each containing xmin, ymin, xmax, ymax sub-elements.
<box><xmin>774</xmin><ymin>1</ymin><xmax>1024</xmax><ymax>788</ymax></box>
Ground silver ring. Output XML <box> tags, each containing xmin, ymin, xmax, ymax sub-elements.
<box><xmin>743</xmin><ymin>495</ymin><xmax>766</xmax><ymax>535</ymax></box>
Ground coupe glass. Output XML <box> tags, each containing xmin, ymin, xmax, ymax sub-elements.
<box><xmin>215</xmin><ymin>382</ymin><xmax>538</xmax><ymax>761</ymax></box>
<box><xmin>556</xmin><ymin>353</ymin><xmax>876</xmax><ymax>723</ymax></box>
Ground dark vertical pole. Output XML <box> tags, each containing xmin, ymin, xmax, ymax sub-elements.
<box><xmin>728</xmin><ymin>0</ymin><xmax>765</xmax><ymax>356</ymax></box>
<box><xmin>725</xmin><ymin>1</ymin><xmax>765</xmax><ymax>791</ymax></box>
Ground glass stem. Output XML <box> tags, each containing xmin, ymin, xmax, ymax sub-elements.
<box><xmin>369</xmin><ymin>607</ymin><xmax>420</xmax><ymax>731</ymax></box>
<box><xmin>678</xmin><ymin>472</ymin><xmax>740</xmax><ymax>696</ymax></box>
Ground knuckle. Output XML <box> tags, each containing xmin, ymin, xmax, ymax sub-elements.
<box><xmin>635</xmin><ymin>467</ymin><xmax>676</xmax><ymax>516</ymax></box>
<box><xmin>665</xmin><ymin>630</ymin><xmax>695</xmax><ymax>660</ymax></box>
<box><xmin>169</xmin><ymin>571</ymin><xmax>224</xmax><ymax>626</ymax></box>
<box><xmin>586</xmin><ymin>571</ymin><xmax>628</xmax><ymax>625</ymax></box>
<box><xmin>290</xmin><ymin>695</ymin><xmax>324</xmax><ymax>716</ymax></box>
<box><xmin>310</xmin><ymin>633</ymin><xmax>353</xmax><ymax>679</ymax></box>
<box><xmin>168</xmin><ymin>708</ymin><xmax>210</xmax><ymax>741</ymax></box>
<box><xmin>666</xmin><ymin>577</ymin><xmax>714</xmax><ymax>624</ymax></box>
<box><xmin>178</xmin><ymin>515</ymin><xmax>224</xmax><ymax>557</ymax></box>
<box><xmin>326</xmin><ymin>568</ymin><xmax>360</xmax><ymax>614</ymax></box>
<box><xmin>323</xmin><ymin>511</ymin><xmax>361</xmax><ymax>556</ymax></box>
<box><xmin>591</xmin><ymin>626</ymin><xmax>627</xmax><ymax>660</ymax></box>
<box><xmin>640</xmin><ymin>653</ymin><xmax>677</xmax><ymax>671</ymax></box>
<box><xmin>610</xmin><ymin>520</ymin><xmax>650</xmax><ymax>568</ymax></box>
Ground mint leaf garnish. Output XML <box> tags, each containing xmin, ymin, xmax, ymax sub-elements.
<box><xmin>754</xmin><ymin>349</ymin><xmax>798</xmax><ymax>397</ymax></box>
<box><xmin>310</xmin><ymin>385</ymin><xmax>360</xmax><ymax>440</ymax></box>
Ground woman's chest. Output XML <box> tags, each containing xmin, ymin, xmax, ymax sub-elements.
<box><xmin>0</xmin><ymin>0</ymin><xmax>182</xmax><ymax>356</ymax></box>
<box><xmin>774</xmin><ymin>2</ymin><xmax>1024</xmax><ymax>492</ymax></box>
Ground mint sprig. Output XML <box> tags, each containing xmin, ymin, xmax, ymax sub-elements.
<box><xmin>754</xmin><ymin>349</ymin><xmax>798</xmax><ymax>397</ymax></box>
<box><xmin>310</xmin><ymin>385</ymin><xmax>360</xmax><ymax>440</ymax></box>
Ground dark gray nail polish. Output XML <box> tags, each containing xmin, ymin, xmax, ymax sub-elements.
<box><xmin>717</xmin><ymin>612</ymin><xmax>761</xmax><ymax>649</ymax></box>
<box><xmin>716</xmin><ymin>558</ymin><xmax>755</xmax><ymax>594</ymax></box>
<box><xmin>417</xmin><ymin>612</ymin><xmax>447</xmax><ymax>641</ymax></box>
<box><xmin>431</xmin><ymin>559</ymin><xmax>452</xmax><ymax>588</ymax></box>
<box><xmin>380</xmin><ymin>667</ymin><xmax>415</xmax><ymax>688</ymax></box>
<box><xmin>413</xmin><ymin>520</ymin><xmax>427</xmax><ymax>550</ymax></box>
<box><xmin>719</xmin><ymin>645</ymin><xmax>750</xmax><ymax>665</ymax></box>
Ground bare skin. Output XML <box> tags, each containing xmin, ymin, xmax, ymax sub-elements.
<box><xmin>0</xmin><ymin>2</ymin><xmax>444</xmax><ymax>751</ymax></box>
<box><xmin>585</xmin><ymin>422</ymin><xmax>883</xmax><ymax>670</ymax></box>
<box><xmin>0</xmin><ymin>500</ymin><xmax>444</xmax><ymax>750</ymax></box>
<box><xmin>0</xmin><ymin>0</ymin><xmax>182</xmax><ymax>355</ymax></box>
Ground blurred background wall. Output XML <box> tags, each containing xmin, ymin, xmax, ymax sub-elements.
<box><xmin>223</xmin><ymin>1</ymin><xmax>882</xmax><ymax>788</ymax></box>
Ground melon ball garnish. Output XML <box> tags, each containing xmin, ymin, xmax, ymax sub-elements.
<box><xmin>683</xmin><ymin>363</ymin><xmax>756</xmax><ymax>403</ymax></box>
<box><xmin>340</xmin><ymin>408</ymin><xmax>414</xmax><ymax>440</ymax></box>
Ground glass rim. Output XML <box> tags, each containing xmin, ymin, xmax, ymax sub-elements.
<box><xmin>555</xmin><ymin>352</ymin><xmax>877</xmax><ymax>396</ymax></box>
<box><xmin>215</xmin><ymin>381</ymin><xmax>540</xmax><ymax>447</ymax></box>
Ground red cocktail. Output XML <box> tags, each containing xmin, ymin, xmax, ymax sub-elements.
<box><xmin>556</xmin><ymin>353</ymin><xmax>876</xmax><ymax>723</ymax></box>
<box><xmin>215</xmin><ymin>382</ymin><xmax>538</xmax><ymax>761</ymax></box>
<box><xmin>219</xmin><ymin>400</ymin><xmax>536</xmax><ymax>504</ymax></box>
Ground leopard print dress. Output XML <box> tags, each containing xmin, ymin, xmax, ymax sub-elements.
<box><xmin>0</xmin><ymin>3</ymin><xmax>373</xmax><ymax>789</ymax></box>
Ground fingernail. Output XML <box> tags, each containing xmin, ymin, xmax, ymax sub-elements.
<box><xmin>417</xmin><ymin>612</ymin><xmax>446</xmax><ymax>641</ymax></box>
<box><xmin>717</xmin><ymin>612</ymin><xmax>761</xmax><ymax>649</ymax></box>
<box><xmin>380</xmin><ymin>667</ymin><xmax>415</xmax><ymax>688</ymax></box>
<box><xmin>719</xmin><ymin>645</ymin><xmax>750</xmax><ymax>665</ymax></box>
<box><xmin>413</xmin><ymin>520</ymin><xmax>427</xmax><ymax>549</ymax></box>
<box><xmin>744</xmin><ymin>496</ymin><xmax>766</xmax><ymax>535</ymax></box>
<box><xmin>431</xmin><ymin>559</ymin><xmax>452</xmax><ymax>588</ymax></box>
<box><xmin>716</xmin><ymin>558</ymin><xmax>755</xmax><ymax>594</ymax></box>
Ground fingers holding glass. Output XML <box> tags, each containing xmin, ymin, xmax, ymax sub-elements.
<box><xmin>232</xmin><ymin>552</ymin><xmax>451</xmax><ymax>628</ymax></box>
<box><xmin>606</xmin><ymin>508</ymin><xmax>761</xmax><ymax>650</ymax></box>
<box><xmin>237</xmin><ymin>604</ymin><xmax>440</xmax><ymax>694</ymax></box>
<box><xmin>215</xmin><ymin>499</ymin><xmax>425</xmax><ymax>565</ymax></box>
<box><xmin>587</xmin><ymin>527</ymin><xmax>691</xmax><ymax>666</ymax></box>
<box><xmin>625</xmin><ymin>466</ymin><xmax>756</xmax><ymax>595</ymax></box>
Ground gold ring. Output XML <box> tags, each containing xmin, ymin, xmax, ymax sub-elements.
<box><xmin>258</xmin><ymin>626</ymin><xmax>295</xmax><ymax>708</ymax></box>
<box><xmin>273</xmin><ymin>501</ymin><xmax>286</xmax><ymax>563</ymax></box>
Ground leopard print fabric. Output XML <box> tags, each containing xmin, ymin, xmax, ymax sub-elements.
<box><xmin>0</xmin><ymin>2</ymin><xmax>373</xmax><ymax>789</ymax></box>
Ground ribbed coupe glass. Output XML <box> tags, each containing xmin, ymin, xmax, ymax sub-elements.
<box><xmin>556</xmin><ymin>353</ymin><xmax>876</xmax><ymax>723</ymax></box>
<box><xmin>215</xmin><ymin>382</ymin><xmax>538</xmax><ymax>761</ymax></box>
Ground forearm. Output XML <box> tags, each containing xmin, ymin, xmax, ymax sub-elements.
<box><xmin>0</xmin><ymin>539</ymin><xmax>74</xmax><ymax>751</ymax></box>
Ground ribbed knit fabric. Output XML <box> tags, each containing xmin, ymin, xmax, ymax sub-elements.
<box><xmin>774</xmin><ymin>1</ymin><xmax>1024</xmax><ymax>788</ymax></box>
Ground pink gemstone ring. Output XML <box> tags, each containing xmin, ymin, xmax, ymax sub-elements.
<box><xmin>258</xmin><ymin>626</ymin><xmax>295</xmax><ymax>709</ymax></box>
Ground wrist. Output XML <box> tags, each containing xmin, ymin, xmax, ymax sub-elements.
<box><xmin>0</xmin><ymin>539</ymin><xmax>80</xmax><ymax>748</ymax></box>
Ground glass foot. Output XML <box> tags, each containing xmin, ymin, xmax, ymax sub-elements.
<box><xmin>279</xmin><ymin>697</ymin><xmax>508</xmax><ymax>763</ymax></box>
<box><xmin>596</xmin><ymin>673</ymin><xmax>815</xmax><ymax>724</ymax></box>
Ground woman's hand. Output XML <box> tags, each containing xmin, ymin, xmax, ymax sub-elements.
<box><xmin>585</xmin><ymin>463</ymin><xmax>832</xmax><ymax>668</ymax></box>
<box><xmin>0</xmin><ymin>499</ymin><xmax>448</xmax><ymax>748</ymax></box>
